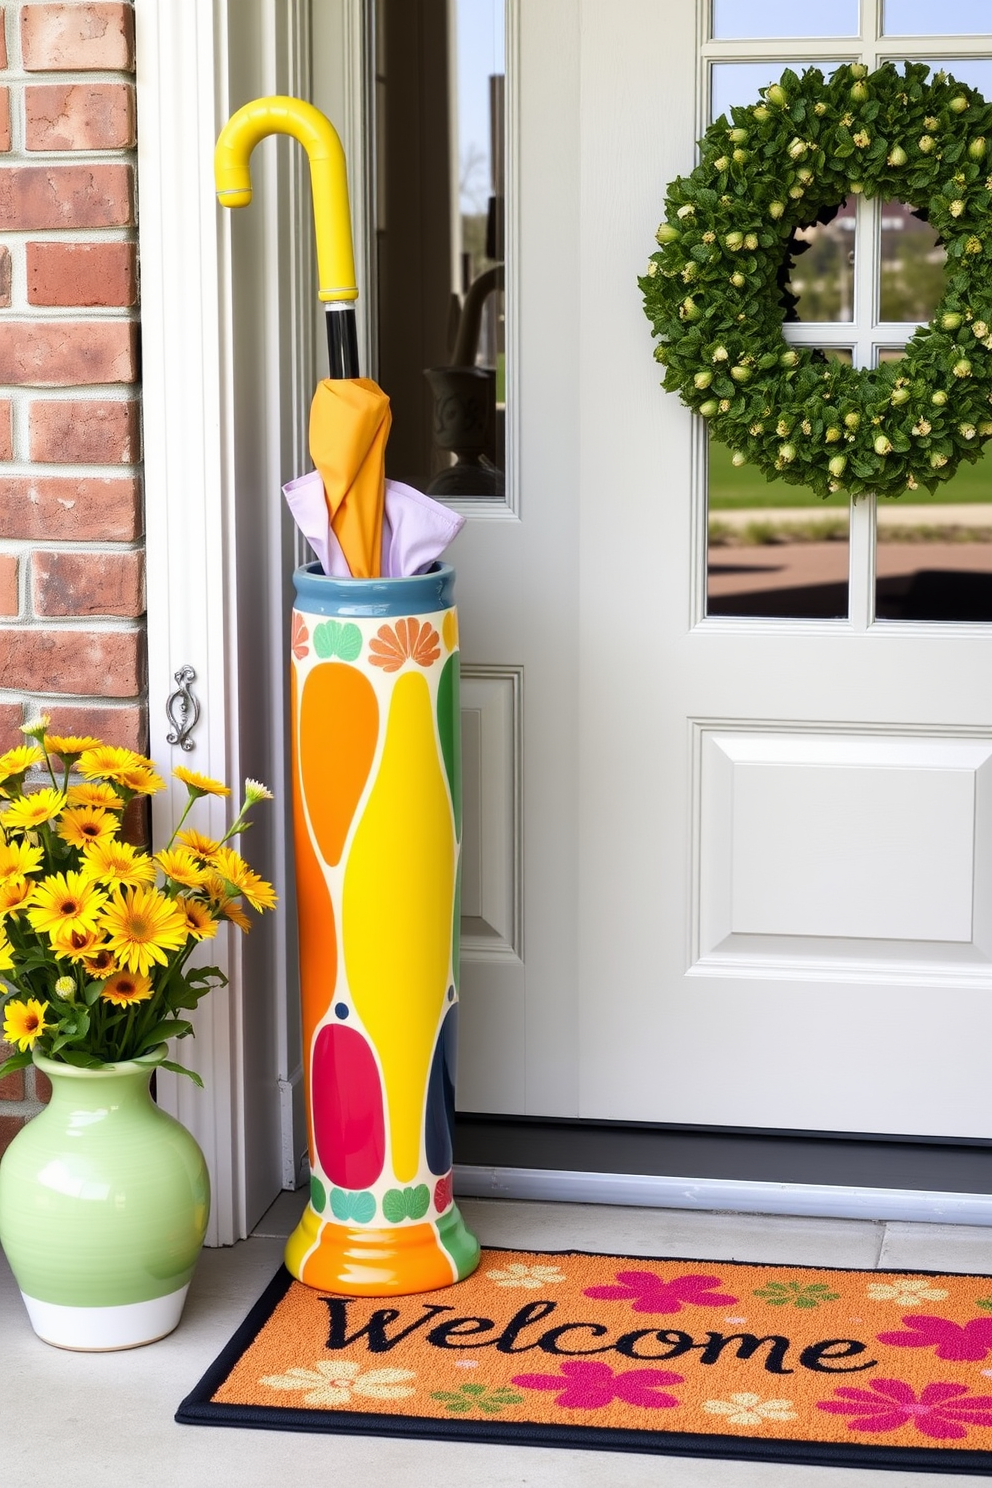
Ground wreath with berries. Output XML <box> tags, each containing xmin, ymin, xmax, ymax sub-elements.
<box><xmin>640</xmin><ymin>62</ymin><xmax>992</xmax><ymax>499</ymax></box>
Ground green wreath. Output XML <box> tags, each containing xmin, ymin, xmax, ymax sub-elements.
<box><xmin>640</xmin><ymin>62</ymin><xmax>992</xmax><ymax>499</ymax></box>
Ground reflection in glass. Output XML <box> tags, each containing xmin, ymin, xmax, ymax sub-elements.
<box><xmin>884</xmin><ymin>0</ymin><xmax>991</xmax><ymax>34</ymax></box>
<box><xmin>710</xmin><ymin>61</ymin><xmax>840</xmax><ymax>122</ymax></box>
<box><xmin>876</xmin><ymin>447</ymin><xmax>992</xmax><ymax>621</ymax></box>
<box><xmin>785</xmin><ymin>198</ymin><xmax>856</xmax><ymax>322</ymax></box>
<box><xmin>712</xmin><ymin>0</ymin><xmax>858</xmax><ymax>38</ymax></box>
<box><xmin>879</xmin><ymin>201</ymin><xmax>946</xmax><ymax>324</ymax></box>
<box><xmin>707</xmin><ymin>436</ymin><xmax>849</xmax><ymax>619</ymax></box>
<box><xmin>375</xmin><ymin>0</ymin><xmax>505</xmax><ymax>497</ymax></box>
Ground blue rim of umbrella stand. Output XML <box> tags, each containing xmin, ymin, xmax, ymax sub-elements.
<box><xmin>293</xmin><ymin>560</ymin><xmax>455</xmax><ymax>617</ymax></box>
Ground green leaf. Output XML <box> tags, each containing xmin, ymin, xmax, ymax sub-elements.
<box><xmin>382</xmin><ymin>1188</ymin><xmax>407</xmax><ymax>1224</ymax></box>
<box><xmin>0</xmin><ymin>1050</ymin><xmax>32</xmax><ymax>1078</ymax></box>
<box><xmin>158</xmin><ymin>1058</ymin><xmax>204</xmax><ymax>1087</ymax></box>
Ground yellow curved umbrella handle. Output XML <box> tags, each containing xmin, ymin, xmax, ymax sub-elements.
<box><xmin>215</xmin><ymin>95</ymin><xmax>358</xmax><ymax>304</ymax></box>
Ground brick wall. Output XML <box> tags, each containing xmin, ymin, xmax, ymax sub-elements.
<box><xmin>0</xmin><ymin>1</ymin><xmax>143</xmax><ymax>1148</ymax></box>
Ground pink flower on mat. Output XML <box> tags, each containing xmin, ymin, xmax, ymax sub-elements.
<box><xmin>877</xmin><ymin>1315</ymin><xmax>992</xmax><ymax>1362</ymax></box>
<box><xmin>511</xmin><ymin>1360</ymin><xmax>683</xmax><ymax>1411</ymax></box>
<box><xmin>584</xmin><ymin>1270</ymin><xmax>737</xmax><ymax>1315</ymax></box>
<box><xmin>818</xmin><ymin>1379</ymin><xmax>992</xmax><ymax>1440</ymax></box>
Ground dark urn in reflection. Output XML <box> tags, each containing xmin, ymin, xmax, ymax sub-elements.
<box><xmin>423</xmin><ymin>365</ymin><xmax>502</xmax><ymax>497</ymax></box>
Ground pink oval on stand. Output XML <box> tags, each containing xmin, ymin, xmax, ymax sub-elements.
<box><xmin>311</xmin><ymin>1023</ymin><xmax>386</xmax><ymax>1191</ymax></box>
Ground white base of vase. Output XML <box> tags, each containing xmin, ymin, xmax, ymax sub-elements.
<box><xmin>20</xmin><ymin>1285</ymin><xmax>190</xmax><ymax>1351</ymax></box>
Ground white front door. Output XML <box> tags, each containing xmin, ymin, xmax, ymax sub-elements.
<box><xmin>448</xmin><ymin>0</ymin><xmax>992</xmax><ymax>1141</ymax></box>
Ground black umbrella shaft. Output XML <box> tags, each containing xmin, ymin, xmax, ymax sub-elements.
<box><xmin>325</xmin><ymin>305</ymin><xmax>360</xmax><ymax>380</ymax></box>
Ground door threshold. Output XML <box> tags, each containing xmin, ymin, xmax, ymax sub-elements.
<box><xmin>454</xmin><ymin>1165</ymin><xmax>992</xmax><ymax>1226</ymax></box>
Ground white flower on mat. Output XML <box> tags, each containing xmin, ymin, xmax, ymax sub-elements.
<box><xmin>866</xmin><ymin>1279</ymin><xmax>949</xmax><ymax>1307</ymax></box>
<box><xmin>484</xmin><ymin>1263</ymin><xmax>566</xmax><ymax>1289</ymax></box>
<box><xmin>259</xmin><ymin>1360</ymin><xmax>416</xmax><ymax>1407</ymax></box>
<box><xmin>704</xmin><ymin>1392</ymin><xmax>797</xmax><ymax>1427</ymax></box>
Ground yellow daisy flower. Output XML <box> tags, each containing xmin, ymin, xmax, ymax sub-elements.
<box><xmin>19</xmin><ymin>715</ymin><xmax>50</xmax><ymax>740</ymax></box>
<box><xmin>98</xmin><ymin>884</ymin><xmax>189</xmax><ymax>975</ymax></box>
<box><xmin>2</xmin><ymin>997</ymin><xmax>50</xmax><ymax>1051</ymax></box>
<box><xmin>114</xmin><ymin>765</ymin><xmax>166</xmax><ymax>795</ymax></box>
<box><xmin>27</xmin><ymin>871</ymin><xmax>107</xmax><ymax>938</ymax></box>
<box><xmin>0</xmin><ymin>744</ymin><xmax>44</xmax><ymax>778</ymax></box>
<box><xmin>221</xmin><ymin>898</ymin><xmax>252</xmax><ymax>934</ymax></box>
<box><xmin>1</xmin><ymin>787</ymin><xmax>66</xmax><ymax>831</ymax></box>
<box><xmin>0</xmin><ymin>839</ymin><xmax>44</xmax><ymax>880</ymax></box>
<box><xmin>81</xmin><ymin>947</ymin><xmax>118</xmax><ymax>980</ymax></box>
<box><xmin>0</xmin><ymin>876</ymin><xmax>35</xmax><ymax>916</ymax></box>
<box><xmin>57</xmin><ymin>806</ymin><xmax>118</xmax><ymax>850</ymax></box>
<box><xmin>0</xmin><ymin>926</ymin><xmax>13</xmax><ymax>972</ymax></box>
<box><xmin>176</xmin><ymin>896</ymin><xmax>219</xmax><ymax>941</ymax></box>
<box><xmin>176</xmin><ymin>829</ymin><xmax>222</xmax><ymax>862</ymax></box>
<box><xmin>100</xmin><ymin>970</ymin><xmax>153</xmax><ymax>1007</ymax></box>
<box><xmin>48</xmin><ymin>923</ymin><xmax>105</xmax><ymax>962</ymax></box>
<box><xmin>81</xmin><ymin>838</ymin><xmax>157</xmax><ymax>889</ymax></box>
<box><xmin>67</xmin><ymin>781</ymin><xmax>125</xmax><ymax>811</ymax></box>
<box><xmin>155</xmin><ymin>848</ymin><xmax>210</xmax><ymax>889</ymax></box>
<box><xmin>43</xmin><ymin>734</ymin><xmax>102</xmax><ymax>760</ymax></box>
<box><xmin>173</xmin><ymin>765</ymin><xmax>231</xmax><ymax>799</ymax></box>
<box><xmin>77</xmin><ymin>746</ymin><xmax>144</xmax><ymax>782</ymax></box>
<box><xmin>213</xmin><ymin>845</ymin><xmax>278</xmax><ymax>912</ymax></box>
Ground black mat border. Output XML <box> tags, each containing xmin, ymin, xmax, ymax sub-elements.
<box><xmin>177</xmin><ymin>1247</ymin><xmax>992</xmax><ymax>1475</ymax></box>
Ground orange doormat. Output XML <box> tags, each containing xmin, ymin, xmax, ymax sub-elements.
<box><xmin>177</xmin><ymin>1247</ymin><xmax>992</xmax><ymax>1472</ymax></box>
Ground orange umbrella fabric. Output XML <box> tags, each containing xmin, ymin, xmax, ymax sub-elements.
<box><xmin>309</xmin><ymin>378</ymin><xmax>393</xmax><ymax>580</ymax></box>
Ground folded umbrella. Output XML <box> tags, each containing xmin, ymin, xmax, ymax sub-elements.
<box><xmin>215</xmin><ymin>96</ymin><xmax>387</xmax><ymax>579</ymax></box>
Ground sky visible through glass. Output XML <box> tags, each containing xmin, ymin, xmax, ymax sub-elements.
<box><xmin>456</xmin><ymin>0</ymin><xmax>505</xmax><ymax>214</ymax></box>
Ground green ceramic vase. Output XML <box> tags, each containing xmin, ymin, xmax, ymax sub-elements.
<box><xmin>0</xmin><ymin>1046</ymin><xmax>210</xmax><ymax>1350</ymax></box>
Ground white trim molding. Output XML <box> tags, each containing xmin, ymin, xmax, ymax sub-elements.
<box><xmin>455</xmin><ymin>1166</ymin><xmax>992</xmax><ymax>1226</ymax></box>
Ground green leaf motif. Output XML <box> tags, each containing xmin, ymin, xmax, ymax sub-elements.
<box><xmin>310</xmin><ymin>1175</ymin><xmax>326</xmax><ymax>1214</ymax></box>
<box><xmin>977</xmin><ymin>1297</ymin><xmax>992</xmax><ymax>1312</ymax></box>
<box><xmin>382</xmin><ymin>1184</ymin><xmax>431</xmax><ymax>1224</ymax></box>
<box><xmin>313</xmin><ymin>620</ymin><xmax>363</xmax><ymax>662</ymax></box>
<box><xmin>754</xmin><ymin>1281</ymin><xmax>840</xmax><ymax>1309</ymax></box>
<box><xmin>329</xmin><ymin>1187</ymin><xmax>377</xmax><ymax>1224</ymax></box>
<box><xmin>430</xmin><ymin>1384</ymin><xmax>523</xmax><ymax>1416</ymax></box>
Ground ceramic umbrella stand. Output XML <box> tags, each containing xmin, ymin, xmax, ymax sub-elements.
<box><xmin>215</xmin><ymin>97</ymin><xmax>479</xmax><ymax>1294</ymax></box>
<box><xmin>286</xmin><ymin>563</ymin><xmax>478</xmax><ymax>1293</ymax></box>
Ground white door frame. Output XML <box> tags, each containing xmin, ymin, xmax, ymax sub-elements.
<box><xmin>135</xmin><ymin>0</ymin><xmax>316</xmax><ymax>1242</ymax></box>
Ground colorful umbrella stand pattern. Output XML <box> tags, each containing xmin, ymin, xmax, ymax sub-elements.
<box><xmin>286</xmin><ymin>564</ymin><xmax>479</xmax><ymax>1294</ymax></box>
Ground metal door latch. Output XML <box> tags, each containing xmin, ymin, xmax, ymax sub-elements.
<box><xmin>165</xmin><ymin>664</ymin><xmax>200</xmax><ymax>751</ymax></box>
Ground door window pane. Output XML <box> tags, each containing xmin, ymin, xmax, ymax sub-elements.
<box><xmin>786</xmin><ymin>199</ymin><xmax>856</xmax><ymax>322</ymax></box>
<box><xmin>375</xmin><ymin>0</ymin><xmax>506</xmax><ymax>498</ymax></box>
<box><xmin>883</xmin><ymin>0</ymin><xmax>992</xmax><ymax>34</ymax></box>
<box><xmin>879</xmin><ymin>201</ymin><xmax>946</xmax><ymax>324</ymax></box>
<box><xmin>712</xmin><ymin>0</ymin><xmax>858</xmax><ymax>38</ymax></box>
<box><xmin>707</xmin><ymin>435</ymin><xmax>850</xmax><ymax>619</ymax></box>
<box><xmin>910</xmin><ymin>58</ymin><xmax>992</xmax><ymax>94</ymax></box>
<box><xmin>710</xmin><ymin>61</ymin><xmax>840</xmax><ymax>121</ymax></box>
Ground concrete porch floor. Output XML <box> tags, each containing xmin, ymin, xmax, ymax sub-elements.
<box><xmin>5</xmin><ymin>1191</ymin><xmax>992</xmax><ymax>1487</ymax></box>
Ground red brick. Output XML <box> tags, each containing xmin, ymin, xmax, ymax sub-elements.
<box><xmin>0</xmin><ymin>321</ymin><xmax>138</xmax><ymax>385</ymax></box>
<box><xmin>0</xmin><ymin>245</ymin><xmax>9</xmax><ymax>308</ymax></box>
<box><xmin>0</xmin><ymin>10</ymin><xmax>7</xmax><ymax>70</ymax></box>
<box><xmin>0</xmin><ymin>1115</ymin><xmax>26</xmax><ymax>1157</ymax></box>
<box><xmin>32</xmin><ymin>547</ymin><xmax>143</xmax><ymax>616</ymax></box>
<box><xmin>0</xmin><ymin>475</ymin><xmax>140</xmax><ymax>539</ymax></box>
<box><xmin>0</xmin><ymin>553</ymin><xmax>18</xmax><ymax>615</ymax></box>
<box><xmin>0</xmin><ymin>87</ymin><xmax>9</xmax><ymax>153</ymax></box>
<box><xmin>0</xmin><ymin>1045</ymin><xmax>25</xmax><ymax>1102</ymax></box>
<box><xmin>0</xmin><ymin>398</ymin><xmax>11</xmax><ymax>459</ymax></box>
<box><xmin>27</xmin><ymin>240</ymin><xmax>136</xmax><ymax>308</ymax></box>
<box><xmin>0</xmin><ymin>164</ymin><xmax>132</xmax><ymax>229</ymax></box>
<box><xmin>0</xmin><ymin>704</ymin><xmax>23</xmax><ymax>750</ymax></box>
<box><xmin>25</xmin><ymin>82</ymin><xmax>135</xmax><ymax>151</ymax></box>
<box><xmin>32</xmin><ymin>1067</ymin><xmax>51</xmax><ymax>1104</ymax></box>
<box><xmin>21</xmin><ymin>4</ymin><xmax>134</xmax><ymax>72</ymax></box>
<box><xmin>0</xmin><ymin>627</ymin><xmax>143</xmax><ymax>696</ymax></box>
<box><xmin>43</xmin><ymin>701</ymin><xmax>145</xmax><ymax>752</ymax></box>
<box><xmin>29</xmin><ymin>398</ymin><xmax>139</xmax><ymax>464</ymax></box>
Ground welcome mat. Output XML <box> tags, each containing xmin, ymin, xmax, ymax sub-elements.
<box><xmin>177</xmin><ymin>1247</ymin><xmax>992</xmax><ymax>1473</ymax></box>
